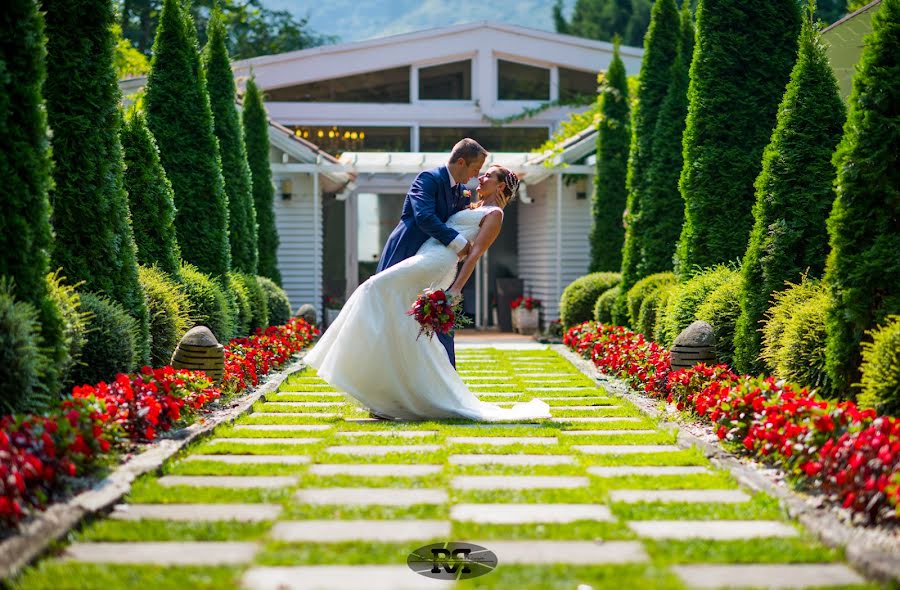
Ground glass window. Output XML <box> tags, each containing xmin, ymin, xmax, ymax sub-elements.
<box><xmin>559</xmin><ymin>67</ymin><xmax>599</xmax><ymax>103</ymax></box>
<box><xmin>291</xmin><ymin>126</ymin><xmax>411</xmax><ymax>155</ymax></box>
<box><xmin>266</xmin><ymin>67</ymin><xmax>410</xmax><ymax>103</ymax></box>
<box><xmin>420</xmin><ymin>127</ymin><xmax>549</xmax><ymax>153</ymax></box>
<box><xmin>497</xmin><ymin>59</ymin><xmax>550</xmax><ymax>101</ymax></box>
<box><xmin>418</xmin><ymin>60</ymin><xmax>472</xmax><ymax>100</ymax></box>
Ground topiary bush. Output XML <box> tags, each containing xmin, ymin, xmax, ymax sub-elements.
<box><xmin>241</xmin><ymin>274</ymin><xmax>269</xmax><ymax>331</ymax></box>
<box><xmin>0</xmin><ymin>280</ymin><xmax>49</xmax><ymax>413</ymax></box>
<box><xmin>593</xmin><ymin>285</ymin><xmax>622</xmax><ymax>325</ymax></box>
<box><xmin>659</xmin><ymin>265</ymin><xmax>737</xmax><ymax>347</ymax></box>
<box><xmin>46</xmin><ymin>270</ymin><xmax>89</xmax><ymax>391</ymax></box>
<box><xmin>857</xmin><ymin>316</ymin><xmax>899</xmax><ymax>416</ymax></box>
<box><xmin>626</xmin><ymin>272</ymin><xmax>676</xmax><ymax>328</ymax></box>
<box><xmin>258</xmin><ymin>276</ymin><xmax>291</xmax><ymax>326</ymax></box>
<box><xmin>138</xmin><ymin>265</ymin><xmax>191</xmax><ymax>366</ymax></box>
<box><xmin>652</xmin><ymin>283</ymin><xmax>677</xmax><ymax>343</ymax></box>
<box><xmin>695</xmin><ymin>271</ymin><xmax>743</xmax><ymax>368</ymax></box>
<box><xmin>70</xmin><ymin>293</ymin><xmax>139</xmax><ymax>387</ymax></box>
<box><xmin>180</xmin><ymin>263</ymin><xmax>233</xmax><ymax>343</ymax></box>
<box><xmin>560</xmin><ymin>272</ymin><xmax>621</xmax><ymax>328</ymax></box>
<box><xmin>227</xmin><ymin>272</ymin><xmax>252</xmax><ymax>337</ymax></box>
<box><xmin>761</xmin><ymin>280</ymin><xmax>832</xmax><ymax>396</ymax></box>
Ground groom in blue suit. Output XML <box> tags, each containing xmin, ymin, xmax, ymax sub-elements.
<box><xmin>376</xmin><ymin>138</ymin><xmax>488</xmax><ymax>368</ymax></box>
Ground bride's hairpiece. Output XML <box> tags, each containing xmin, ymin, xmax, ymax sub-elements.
<box><xmin>503</xmin><ymin>170</ymin><xmax>520</xmax><ymax>199</ymax></box>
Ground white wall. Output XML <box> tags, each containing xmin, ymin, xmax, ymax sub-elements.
<box><xmin>273</xmin><ymin>173</ymin><xmax>321</xmax><ymax>320</ymax></box>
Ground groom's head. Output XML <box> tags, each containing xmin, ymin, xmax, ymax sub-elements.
<box><xmin>448</xmin><ymin>138</ymin><xmax>488</xmax><ymax>185</ymax></box>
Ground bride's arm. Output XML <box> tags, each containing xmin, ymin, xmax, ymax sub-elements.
<box><xmin>446</xmin><ymin>211</ymin><xmax>503</xmax><ymax>297</ymax></box>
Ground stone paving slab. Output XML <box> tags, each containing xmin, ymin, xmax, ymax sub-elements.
<box><xmin>573</xmin><ymin>445</ymin><xmax>681</xmax><ymax>454</ymax></box>
<box><xmin>233</xmin><ymin>424</ymin><xmax>332</xmax><ymax>432</ymax></box>
<box><xmin>271</xmin><ymin>391</ymin><xmax>344</xmax><ymax>397</ymax></box>
<box><xmin>559</xmin><ymin>429</ymin><xmax>658</xmax><ymax>436</ymax></box>
<box><xmin>452</xmin><ymin>475</ymin><xmax>590</xmax><ymax>490</ymax></box>
<box><xmin>446</xmin><ymin>436</ymin><xmax>557</xmax><ymax>445</ymax></box>
<box><xmin>448</xmin><ymin>454</ymin><xmax>576</xmax><ymax>466</ymax></box>
<box><xmin>64</xmin><ymin>541</ymin><xmax>259</xmax><ymax>565</ymax></box>
<box><xmin>308</xmin><ymin>464</ymin><xmax>443</xmax><ymax>477</ymax></box>
<box><xmin>183</xmin><ymin>454</ymin><xmax>311</xmax><ymax>465</ymax></box>
<box><xmin>334</xmin><ymin>430</ymin><xmax>439</xmax><ymax>438</ymax></box>
<box><xmin>252</xmin><ymin>412</ymin><xmax>342</xmax><ymax>418</ymax></box>
<box><xmin>475</xmin><ymin>391</ymin><xmax>521</xmax><ymax>397</ymax></box>
<box><xmin>671</xmin><ymin>564</ymin><xmax>867</xmax><ymax>589</ymax></box>
<box><xmin>541</xmin><ymin>396</ymin><xmax>615</xmax><ymax>401</ymax></box>
<box><xmin>271</xmin><ymin>520</ymin><xmax>451</xmax><ymax>542</ymax></box>
<box><xmin>551</xmin><ymin>417</ymin><xmax>644</xmax><ymax>423</ymax></box>
<box><xmin>528</xmin><ymin>387</ymin><xmax>594</xmax><ymax>391</ymax></box>
<box><xmin>295</xmin><ymin>488</ymin><xmax>448</xmax><ymax>506</ymax></box>
<box><xmin>451</xmin><ymin>503</ymin><xmax>614</xmax><ymax>524</ymax></box>
<box><xmin>474</xmin><ymin>540</ymin><xmax>649</xmax><ymax>564</ymax></box>
<box><xmin>260</xmin><ymin>401</ymin><xmax>345</xmax><ymax>407</ymax></box>
<box><xmin>110</xmin><ymin>503</ymin><xmax>282</xmax><ymax>521</ymax></box>
<box><xmin>627</xmin><ymin>520</ymin><xmax>799</xmax><ymax>540</ymax></box>
<box><xmin>587</xmin><ymin>466</ymin><xmax>712</xmax><ymax>477</ymax></box>
<box><xmin>208</xmin><ymin>437</ymin><xmax>322</xmax><ymax>445</ymax></box>
<box><xmin>324</xmin><ymin>444</ymin><xmax>442</xmax><ymax>455</ymax></box>
<box><xmin>538</xmin><ymin>405</ymin><xmax>622</xmax><ymax>411</ymax></box>
<box><xmin>450</xmin><ymin>422</ymin><xmax>544</xmax><ymax>427</ymax></box>
<box><xmin>609</xmin><ymin>489</ymin><xmax>750</xmax><ymax>504</ymax></box>
<box><xmin>157</xmin><ymin>475</ymin><xmax>298</xmax><ymax>489</ymax></box>
<box><xmin>242</xmin><ymin>565</ymin><xmax>449</xmax><ymax>590</ymax></box>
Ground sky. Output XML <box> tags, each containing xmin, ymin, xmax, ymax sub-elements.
<box><xmin>265</xmin><ymin>0</ymin><xmax>574</xmax><ymax>44</ymax></box>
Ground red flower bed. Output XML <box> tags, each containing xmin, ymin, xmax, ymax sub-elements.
<box><xmin>511</xmin><ymin>296</ymin><xmax>541</xmax><ymax>311</ymax></box>
<box><xmin>0</xmin><ymin>317</ymin><xmax>318</xmax><ymax>529</ymax></box>
<box><xmin>565</xmin><ymin>321</ymin><xmax>900</xmax><ymax>522</ymax></box>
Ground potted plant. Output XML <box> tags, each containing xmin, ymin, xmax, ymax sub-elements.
<box><xmin>324</xmin><ymin>295</ymin><xmax>344</xmax><ymax>328</ymax></box>
<box><xmin>511</xmin><ymin>296</ymin><xmax>541</xmax><ymax>335</ymax></box>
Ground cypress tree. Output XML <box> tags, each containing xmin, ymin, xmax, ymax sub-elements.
<box><xmin>619</xmin><ymin>0</ymin><xmax>680</xmax><ymax>289</ymax></box>
<box><xmin>203</xmin><ymin>9</ymin><xmax>258</xmax><ymax>275</ymax></box>
<box><xmin>631</xmin><ymin>1</ymin><xmax>694</xmax><ymax>282</ymax></box>
<box><xmin>243</xmin><ymin>77</ymin><xmax>281</xmax><ymax>285</ymax></box>
<box><xmin>0</xmin><ymin>0</ymin><xmax>66</xmax><ymax>402</ymax></box>
<box><xmin>589</xmin><ymin>39</ymin><xmax>631</xmax><ymax>272</ymax></box>
<box><xmin>144</xmin><ymin>0</ymin><xmax>231</xmax><ymax>278</ymax></box>
<box><xmin>121</xmin><ymin>111</ymin><xmax>182</xmax><ymax>278</ymax></box>
<box><xmin>824</xmin><ymin>0</ymin><xmax>900</xmax><ymax>394</ymax></box>
<box><xmin>43</xmin><ymin>0</ymin><xmax>150</xmax><ymax>365</ymax></box>
<box><xmin>733</xmin><ymin>8</ymin><xmax>846</xmax><ymax>374</ymax></box>
<box><xmin>676</xmin><ymin>0</ymin><xmax>801</xmax><ymax>273</ymax></box>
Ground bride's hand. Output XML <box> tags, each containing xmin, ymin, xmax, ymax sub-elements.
<box><xmin>446</xmin><ymin>288</ymin><xmax>462</xmax><ymax>300</ymax></box>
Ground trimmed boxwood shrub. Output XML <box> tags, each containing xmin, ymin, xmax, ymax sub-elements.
<box><xmin>258</xmin><ymin>276</ymin><xmax>291</xmax><ymax>326</ymax></box>
<box><xmin>46</xmin><ymin>270</ymin><xmax>89</xmax><ymax>391</ymax></box>
<box><xmin>70</xmin><ymin>293</ymin><xmax>139</xmax><ymax>387</ymax></box>
<box><xmin>227</xmin><ymin>271</ymin><xmax>252</xmax><ymax>337</ymax></box>
<box><xmin>626</xmin><ymin>272</ymin><xmax>676</xmax><ymax>328</ymax></box>
<box><xmin>180</xmin><ymin>263</ymin><xmax>233</xmax><ymax>343</ymax></box>
<box><xmin>659</xmin><ymin>265</ymin><xmax>737</xmax><ymax>347</ymax></box>
<box><xmin>695</xmin><ymin>271</ymin><xmax>743</xmax><ymax>368</ymax></box>
<box><xmin>0</xmin><ymin>280</ymin><xmax>49</xmax><ymax>413</ymax></box>
<box><xmin>857</xmin><ymin>316</ymin><xmax>900</xmax><ymax>416</ymax></box>
<box><xmin>652</xmin><ymin>283</ymin><xmax>677</xmax><ymax>344</ymax></box>
<box><xmin>560</xmin><ymin>272</ymin><xmax>621</xmax><ymax>328</ymax></box>
<box><xmin>761</xmin><ymin>280</ymin><xmax>831</xmax><ymax>396</ymax></box>
<box><xmin>138</xmin><ymin>265</ymin><xmax>191</xmax><ymax>366</ymax></box>
<box><xmin>239</xmin><ymin>274</ymin><xmax>269</xmax><ymax>332</ymax></box>
<box><xmin>593</xmin><ymin>285</ymin><xmax>622</xmax><ymax>325</ymax></box>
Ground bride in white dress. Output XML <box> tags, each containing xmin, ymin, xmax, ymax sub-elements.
<box><xmin>304</xmin><ymin>165</ymin><xmax>551</xmax><ymax>422</ymax></box>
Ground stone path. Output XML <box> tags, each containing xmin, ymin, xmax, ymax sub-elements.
<box><xmin>13</xmin><ymin>346</ymin><xmax>875</xmax><ymax>590</ymax></box>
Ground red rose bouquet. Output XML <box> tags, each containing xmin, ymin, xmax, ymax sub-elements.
<box><xmin>407</xmin><ymin>289</ymin><xmax>470</xmax><ymax>340</ymax></box>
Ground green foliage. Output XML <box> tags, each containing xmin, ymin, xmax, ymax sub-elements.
<box><xmin>144</xmin><ymin>0</ymin><xmax>231</xmax><ymax>278</ymax></box>
<box><xmin>0</xmin><ymin>0</ymin><xmax>67</xmax><ymax>397</ymax></box>
<box><xmin>203</xmin><ymin>9</ymin><xmax>258</xmax><ymax>275</ymax></box>
<box><xmin>857</xmin><ymin>316</ymin><xmax>900</xmax><ymax>416</ymax></box>
<box><xmin>121</xmin><ymin>111</ymin><xmax>182</xmax><ymax>278</ymax></box>
<box><xmin>138</xmin><ymin>265</ymin><xmax>192</xmax><ymax>367</ymax></box>
<box><xmin>589</xmin><ymin>39</ymin><xmax>631</xmax><ymax>272</ymax></box>
<box><xmin>761</xmin><ymin>280</ymin><xmax>832</xmax><ymax>396</ymax></box>
<box><xmin>112</xmin><ymin>22</ymin><xmax>150</xmax><ymax>78</ymax></box>
<box><xmin>626</xmin><ymin>272</ymin><xmax>677</xmax><ymax>328</ymax></box>
<box><xmin>659</xmin><ymin>265</ymin><xmax>737</xmax><ymax>347</ymax></box>
<box><xmin>593</xmin><ymin>285</ymin><xmax>622</xmax><ymax>325</ymax></box>
<box><xmin>553</xmin><ymin>0</ymin><xmax>654</xmax><ymax>47</ymax></box>
<box><xmin>227</xmin><ymin>272</ymin><xmax>252</xmax><ymax>337</ymax></box>
<box><xmin>0</xmin><ymin>280</ymin><xmax>50</xmax><ymax>414</ymax></box>
<box><xmin>258</xmin><ymin>275</ymin><xmax>291</xmax><ymax>326</ymax></box>
<box><xmin>239</xmin><ymin>274</ymin><xmax>269</xmax><ymax>332</ymax></box>
<box><xmin>640</xmin><ymin>282</ymin><xmax>674</xmax><ymax>340</ymax></box>
<box><xmin>695</xmin><ymin>271</ymin><xmax>743</xmax><ymax>368</ymax></box>
<box><xmin>652</xmin><ymin>283</ymin><xmax>677</xmax><ymax>343</ymax></box>
<box><xmin>824</xmin><ymin>0</ymin><xmax>900</xmax><ymax>394</ymax></box>
<box><xmin>70</xmin><ymin>293</ymin><xmax>139</xmax><ymax>387</ymax></box>
<box><xmin>621</xmin><ymin>0</ymin><xmax>680</xmax><ymax>286</ymax></box>
<box><xmin>43</xmin><ymin>0</ymin><xmax>150</xmax><ymax>366</ymax></box>
<box><xmin>734</xmin><ymin>13</ymin><xmax>846</xmax><ymax>375</ymax></box>
<box><xmin>676</xmin><ymin>0</ymin><xmax>801</xmax><ymax>273</ymax></box>
<box><xmin>180</xmin><ymin>263</ymin><xmax>233</xmax><ymax>343</ymax></box>
<box><xmin>559</xmin><ymin>272</ymin><xmax>621</xmax><ymax>328</ymax></box>
<box><xmin>46</xmin><ymin>271</ymin><xmax>89</xmax><ymax>391</ymax></box>
<box><xmin>243</xmin><ymin>77</ymin><xmax>281</xmax><ymax>285</ymax></box>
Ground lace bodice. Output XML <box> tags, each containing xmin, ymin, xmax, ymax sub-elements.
<box><xmin>446</xmin><ymin>205</ymin><xmax>504</xmax><ymax>242</ymax></box>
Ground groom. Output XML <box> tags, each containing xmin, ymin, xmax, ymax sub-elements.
<box><xmin>376</xmin><ymin>138</ymin><xmax>488</xmax><ymax>368</ymax></box>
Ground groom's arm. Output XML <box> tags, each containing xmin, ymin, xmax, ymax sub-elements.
<box><xmin>409</xmin><ymin>172</ymin><xmax>468</xmax><ymax>254</ymax></box>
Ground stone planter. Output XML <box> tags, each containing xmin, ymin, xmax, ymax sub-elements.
<box><xmin>170</xmin><ymin>326</ymin><xmax>224</xmax><ymax>384</ymax></box>
<box><xmin>670</xmin><ymin>320</ymin><xmax>716</xmax><ymax>370</ymax></box>
<box><xmin>325</xmin><ymin>308</ymin><xmax>341</xmax><ymax>328</ymax></box>
<box><xmin>515</xmin><ymin>307</ymin><xmax>540</xmax><ymax>335</ymax></box>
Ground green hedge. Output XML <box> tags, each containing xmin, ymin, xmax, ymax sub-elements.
<box><xmin>258</xmin><ymin>276</ymin><xmax>291</xmax><ymax>326</ymax></box>
<box><xmin>139</xmin><ymin>265</ymin><xmax>191</xmax><ymax>366</ymax></box>
<box><xmin>658</xmin><ymin>265</ymin><xmax>737</xmax><ymax>347</ymax></box>
<box><xmin>652</xmin><ymin>283</ymin><xmax>677</xmax><ymax>344</ymax></box>
<box><xmin>227</xmin><ymin>272</ymin><xmax>252</xmax><ymax>337</ymax></box>
<box><xmin>70</xmin><ymin>293</ymin><xmax>139</xmax><ymax>386</ymax></box>
<box><xmin>593</xmin><ymin>285</ymin><xmax>622</xmax><ymax>325</ymax></box>
<box><xmin>240</xmin><ymin>274</ymin><xmax>269</xmax><ymax>332</ymax></box>
<box><xmin>560</xmin><ymin>272</ymin><xmax>621</xmax><ymax>328</ymax></box>
<box><xmin>625</xmin><ymin>272</ymin><xmax>676</xmax><ymax>329</ymax></box>
<box><xmin>695</xmin><ymin>271</ymin><xmax>743</xmax><ymax>368</ymax></box>
<box><xmin>180</xmin><ymin>263</ymin><xmax>233</xmax><ymax>343</ymax></box>
<box><xmin>46</xmin><ymin>270</ymin><xmax>89</xmax><ymax>391</ymax></box>
<box><xmin>0</xmin><ymin>280</ymin><xmax>49</xmax><ymax>413</ymax></box>
<box><xmin>857</xmin><ymin>316</ymin><xmax>900</xmax><ymax>415</ymax></box>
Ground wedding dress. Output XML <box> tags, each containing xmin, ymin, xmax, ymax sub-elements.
<box><xmin>304</xmin><ymin>205</ymin><xmax>552</xmax><ymax>421</ymax></box>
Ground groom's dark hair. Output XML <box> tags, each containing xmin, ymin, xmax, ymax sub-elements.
<box><xmin>449</xmin><ymin>138</ymin><xmax>488</xmax><ymax>165</ymax></box>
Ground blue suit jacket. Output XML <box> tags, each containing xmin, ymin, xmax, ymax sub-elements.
<box><xmin>376</xmin><ymin>166</ymin><xmax>470</xmax><ymax>273</ymax></box>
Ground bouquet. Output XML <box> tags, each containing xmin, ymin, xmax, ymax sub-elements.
<box><xmin>407</xmin><ymin>288</ymin><xmax>471</xmax><ymax>340</ymax></box>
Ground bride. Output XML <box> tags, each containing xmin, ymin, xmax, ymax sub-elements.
<box><xmin>304</xmin><ymin>164</ymin><xmax>551</xmax><ymax>422</ymax></box>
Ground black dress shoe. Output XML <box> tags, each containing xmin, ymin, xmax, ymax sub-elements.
<box><xmin>368</xmin><ymin>410</ymin><xmax>393</xmax><ymax>420</ymax></box>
